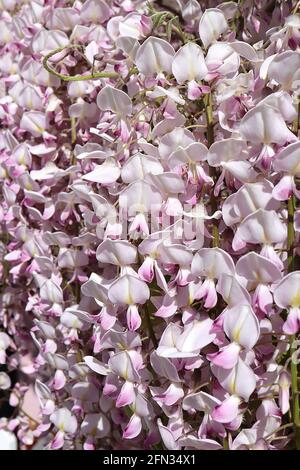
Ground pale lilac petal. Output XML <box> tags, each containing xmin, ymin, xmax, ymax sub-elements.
<box><xmin>123</xmin><ymin>414</ymin><xmax>142</xmax><ymax>439</ymax></box>
<box><xmin>199</xmin><ymin>8</ymin><xmax>228</xmax><ymax>48</ymax></box>
<box><xmin>211</xmin><ymin>395</ymin><xmax>241</xmax><ymax>423</ymax></box>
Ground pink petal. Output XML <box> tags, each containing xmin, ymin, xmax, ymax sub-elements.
<box><xmin>138</xmin><ymin>256</ymin><xmax>154</xmax><ymax>282</ymax></box>
<box><xmin>126</xmin><ymin>304</ymin><xmax>141</xmax><ymax>331</ymax></box>
<box><xmin>116</xmin><ymin>381</ymin><xmax>135</xmax><ymax>408</ymax></box>
<box><xmin>123</xmin><ymin>414</ymin><xmax>142</xmax><ymax>439</ymax></box>
<box><xmin>283</xmin><ymin>307</ymin><xmax>300</xmax><ymax>335</ymax></box>
<box><xmin>211</xmin><ymin>395</ymin><xmax>241</xmax><ymax>423</ymax></box>
<box><xmin>53</xmin><ymin>370</ymin><xmax>66</xmax><ymax>391</ymax></box>
<box><xmin>50</xmin><ymin>430</ymin><xmax>65</xmax><ymax>450</ymax></box>
<box><xmin>207</xmin><ymin>342</ymin><xmax>241</xmax><ymax>369</ymax></box>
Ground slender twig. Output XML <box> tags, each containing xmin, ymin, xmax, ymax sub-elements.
<box><xmin>264</xmin><ymin>423</ymin><xmax>294</xmax><ymax>441</ymax></box>
<box><xmin>293</xmin><ymin>0</ymin><xmax>300</xmax><ymax>14</ymax></box>
<box><xmin>287</xmin><ymin>193</ymin><xmax>300</xmax><ymax>449</ymax></box>
<box><xmin>70</xmin><ymin>116</ymin><xmax>77</xmax><ymax>165</ymax></box>
<box><xmin>71</xmin><ymin>117</ymin><xmax>77</xmax><ymax>144</ymax></box>
<box><xmin>204</xmin><ymin>92</ymin><xmax>219</xmax><ymax>247</ymax></box>
<box><xmin>42</xmin><ymin>46</ymin><xmax>119</xmax><ymax>82</ymax></box>
<box><xmin>144</xmin><ymin>304</ymin><xmax>158</xmax><ymax>349</ymax></box>
<box><xmin>288</xmin><ymin>196</ymin><xmax>295</xmax><ymax>272</ymax></box>
<box><xmin>223</xmin><ymin>434</ymin><xmax>229</xmax><ymax>450</ymax></box>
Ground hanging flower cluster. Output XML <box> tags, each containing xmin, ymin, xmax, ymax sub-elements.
<box><xmin>1</xmin><ymin>0</ymin><xmax>300</xmax><ymax>451</ymax></box>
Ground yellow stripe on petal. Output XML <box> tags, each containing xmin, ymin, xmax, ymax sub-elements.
<box><xmin>291</xmin><ymin>292</ymin><xmax>300</xmax><ymax>308</ymax></box>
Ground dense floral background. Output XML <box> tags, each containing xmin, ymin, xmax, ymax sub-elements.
<box><xmin>1</xmin><ymin>0</ymin><xmax>300</xmax><ymax>451</ymax></box>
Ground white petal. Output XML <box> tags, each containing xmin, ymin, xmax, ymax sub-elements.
<box><xmin>172</xmin><ymin>42</ymin><xmax>208</xmax><ymax>84</ymax></box>
<box><xmin>135</xmin><ymin>37</ymin><xmax>175</xmax><ymax>75</ymax></box>
<box><xmin>199</xmin><ymin>8</ymin><xmax>228</xmax><ymax>48</ymax></box>
<box><xmin>97</xmin><ymin>85</ymin><xmax>132</xmax><ymax>116</ymax></box>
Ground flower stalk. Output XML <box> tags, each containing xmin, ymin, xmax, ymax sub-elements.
<box><xmin>287</xmin><ymin>195</ymin><xmax>300</xmax><ymax>448</ymax></box>
<box><xmin>204</xmin><ymin>92</ymin><xmax>219</xmax><ymax>247</ymax></box>
<box><xmin>42</xmin><ymin>46</ymin><xmax>120</xmax><ymax>81</ymax></box>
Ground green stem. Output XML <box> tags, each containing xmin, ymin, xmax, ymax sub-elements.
<box><xmin>290</xmin><ymin>336</ymin><xmax>300</xmax><ymax>448</ymax></box>
<box><xmin>264</xmin><ymin>422</ymin><xmax>294</xmax><ymax>441</ymax></box>
<box><xmin>204</xmin><ymin>92</ymin><xmax>219</xmax><ymax>247</ymax></box>
<box><xmin>293</xmin><ymin>0</ymin><xmax>300</xmax><ymax>14</ymax></box>
<box><xmin>43</xmin><ymin>46</ymin><xmax>120</xmax><ymax>82</ymax></box>
<box><xmin>71</xmin><ymin>116</ymin><xmax>77</xmax><ymax>164</ymax></box>
<box><xmin>144</xmin><ymin>304</ymin><xmax>158</xmax><ymax>349</ymax></box>
<box><xmin>204</xmin><ymin>92</ymin><xmax>214</xmax><ymax>148</ymax></box>
<box><xmin>288</xmin><ymin>196</ymin><xmax>295</xmax><ymax>272</ymax></box>
<box><xmin>293</xmin><ymin>97</ymin><xmax>300</xmax><ymax>135</ymax></box>
<box><xmin>223</xmin><ymin>435</ymin><xmax>229</xmax><ymax>450</ymax></box>
<box><xmin>287</xmin><ymin>194</ymin><xmax>300</xmax><ymax>449</ymax></box>
<box><xmin>71</xmin><ymin>117</ymin><xmax>77</xmax><ymax>143</ymax></box>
